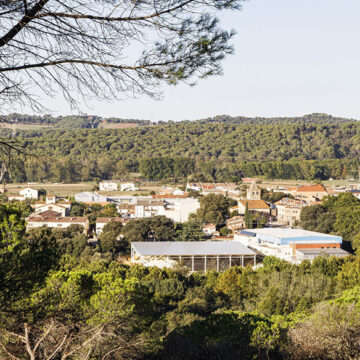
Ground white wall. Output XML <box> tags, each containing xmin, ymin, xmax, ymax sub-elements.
<box><xmin>20</xmin><ymin>188</ymin><xmax>38</xmax><ymax>199</ymax></box>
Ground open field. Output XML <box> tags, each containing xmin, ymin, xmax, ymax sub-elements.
<box><xmin>98</xmin><ymin>122</ymin><xmax>140</xmax><ymax>129</ymax></box>
<box><xmin>98</xmin><ymin>184</ymin><xmax>166</xmax><ymax>197</ymax></box>
<box><xmin>5</xmin><ymin>182</ymin><xmax>95</xmax><ymax>197</ymax></box>
<box><xmin>5</xmin><ymin>182</ymin><xmax>173</xmax><ymax>197</ymax></box>
<box><xmin>4</xmin><ymin>178</ymin><xmax>357</xmax><ymax>198</ymax></box>
<box><xmin>260</xmin><ymin>178</ymin><xmax>357</xmax><ymax>188</ymax></box>
<box><xmin>0</xmin><ymin>123</ymin><xmax>54</xmax><ymax>130</ymax></box>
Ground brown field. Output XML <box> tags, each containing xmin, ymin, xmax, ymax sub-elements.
<box><xmin>5</xmin><ymin>182</ymin><xmax>170</xmax><ymax>198</ymax></box>
<box><xmin>259</xmin><ymin>179</ymin><xmax>354</xmax><ymax>188</ymax></box>
<box><xmin>98</xmin><ymin>184</ymin><xmax>166</xmax><ymax>196</ymax></box>
<box><xmin>98</xmin><ymin>122</ymin><xmax>139</xmax><ymax>129</ymax></box>
<box><xmin>4</xmin><ymin>179</ymin><xmax>352</xmax><ymax>199</ymax></box>
<box><xmin>0</xmin><ymin>123</ymin><xmax>53</xmax><ymax>130</ymax></box>
<box><xmin>5</xmin><ymin>182</ymin><xmax>95</xmax><ymax>197</ymax></box>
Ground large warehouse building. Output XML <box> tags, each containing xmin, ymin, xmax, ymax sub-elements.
<box><xmin>235</xmin><ymin>228</ymin><xmax>349</xmax><ymax>263</ymax></box>
<box><xmin>131</xmin><ymin>241</ymin><xmax>256</xmax><ymax>273</ymax></box>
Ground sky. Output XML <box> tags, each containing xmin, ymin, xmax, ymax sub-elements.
<box><xmin>34</xmin><ymin>0</ymin><xmax>360</xmax><ymax>121</ymax></box>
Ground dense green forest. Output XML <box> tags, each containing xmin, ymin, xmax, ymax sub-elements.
<box><xmin>2</xmin><ymin>118</ymin><xmax>360</xmax><ymax>182</ymax></box>
<box><xmin>1</xmin><ymin>112</ymin><xmax>354</xmax><ymax>128</ymax></box>
<box><xmin>1</xmin><ymin>200</ymin><xmax>360</xmax><ymax>359</ymax></box>
<box><xmin>193</xmin><ymin>112</ymin><xmax>356</xmax><ymax>125</ymax></box>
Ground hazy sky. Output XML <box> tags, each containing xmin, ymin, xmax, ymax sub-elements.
<box><xmin>38</xmin><ymin>0</ymin><xmax>360</xmax><ymax>121</ymax></box>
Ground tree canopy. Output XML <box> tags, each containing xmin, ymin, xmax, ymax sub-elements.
<box><xmin>0</xmin><ymin>0</ymin><xmax>242</xmax><ymax>111</ymax></box>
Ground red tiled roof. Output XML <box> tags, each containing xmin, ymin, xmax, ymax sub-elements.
<box><xmin>296</xmin><ymin>184</ymin><xmax>327</xmax><ymax>192</ymax></box>
<box><xmin>28</xmin><ymin>216</ymin><xmax>88</xmax><ymax>223</ymax></box>
<box><xmin>152</xmin><ymin>194</ymin><xmax>189</xmax><ymax>199</ymax></box>
<box><xmin>32</xmin><ymin>210</ymin><xmax>62</xmax><ymax>218</ymax></box>
<box><xmin>96</xmin><ymin>217</ymin><xmax>127</xmax><ymax>224</ymax></box>
<box><xmin>84</xmin><ymin>201</ymin><xmax>110</xmax><ymax>206</ymax></box>
<box><xmin>202</xmin><ymin>183</ymin><xmax>215</xmax><ymax>190</ymax></box>
<box><xmin>202</xmin><ymin>223</ymin><xmax>216</xmax><ymax>229</ymax></box>
<box><xmin>239</xmin><ymin>200</ymin><xmax>270</xmax><ymax>210</ymax></box>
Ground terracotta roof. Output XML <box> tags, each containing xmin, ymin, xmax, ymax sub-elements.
<box><xmin>213</xmin><ymin>236</ymin><xmax>234</xmax><ymax>240</ymax></box>
<box><xmin>242</xmin><ymin>178</ymin><xmax>259</xmax><ymax>183</ymax></box>
<box><xmin>28</xmin><ymin>216</ymin><xmax>88</xmax><ymax>223</ymax></box>
<box><xmin>32</xmin><ymin>210</ymin><xmax>62</xmax><ymax>218</ymax></box>
<box><xmin>136</xmin><ymin>200</ymin><xmax>165</xmax><ymax>206</ymax></box>
<box><xmin>151</xmin><ymin>194</ymin><xmax>189</xmax><ymax>199</ymax></box>
<box><xmin>296</xmin><ymin>184</ymin><xmax>327</xmax><ymax>193</ymax></box>
<box><xmin>229</xmin><ymin>206</ymin><xmax>238</xmax><ymax>212</ymax></box>
<box><xmin>227</xmin><ymin>216</ymin><xmax>244</xmax><ymax>224</ymax></box>
<box><xmin>117</xmin><ymin>204</ymin><xmax>134</xmax><ymax>210</ymax></box>
<box><xmin>239</xmin><ymin>200</ymin><xmax>270</xmax><ymax>210</ymax></box>
<box><xmin>202</xmin><ymin>183</ymin><xmax>215</xmax><ymax>190</ymax></box>
<box><xmin>96</xmin><ymin>217</ymin><xmax>127</xmax><ymax>224</ymax></box>
<box><xmin>34</xmin><ymin>201</ymin><xmax>71</xmax><ymax>205</ymax></box>
<box><xmin>84</xmin><ymin>201</ymin><xmax>110</xmax><ymax>206</ymax></box>
<box><xmin>202</xmin><ymin>223</ymin><xmax>216</xmax><ymax>229</ymax></box>
<box><xmin>36</xmin><ymin>204</ymin><xmax>67</xmax><ymax>210</ymax></box>
<box><xmin>274</xmin><ymin>198</ymin><xmax>307</xmax><ymax>206</ymax></box>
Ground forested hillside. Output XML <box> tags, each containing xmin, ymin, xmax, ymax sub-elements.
<box><xmin>3</xmin><ymin>119</ymin><xmax>360</xmax><ymax>183</ymax></box>
<box><xmin>0</xmin><ymin>112</ymin><xmax>355</xmax><ymax>129</ymax></box>
<box><xmin>193</xmin><ymin>112</ymin><xmax>355</xmax><ymax>125</ymax></box>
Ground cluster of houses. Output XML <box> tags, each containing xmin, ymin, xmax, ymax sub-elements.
<box><xmin>186</xmin><ymin>182</ymin><xmax>241</xmax><ymax>198</ymax></box>
<box><xmin>26</xmin><ymin>194</ymin><xmax>90</xmax><ymax>233</ymax></box>
<box><xmin>74</xmin><ymin>191</ymin><xmax>200</xmax><ymax>226</ymax></box>
<box><xmin>14</xmin><ymin>190</ymin><xmax>199</xmax><ymax>236</ymax></box>
<box><xmin>4</xmin><ymin>180</ymin><xmax>354</xmax><ymax>271</ymax></box>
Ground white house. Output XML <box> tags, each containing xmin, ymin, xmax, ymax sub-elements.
<box><xmin>163</xmin><ymin>198</ymin><xmax>200</xmax><ymax>222</ymax></box>
<box><xmin>202</xmin><ymin>223</ymin><xmax>217</xmax><ymax>236</ymax></box>
<box><xmin>135</xmin><ymin>200</ymin><xmax>166</xmax><ymax>218</ymax></box>
<box><xmin>34</xmin><ymin>203</ymin><xmax>68</xmax><ymax>217</ymax></box>
<box><xmin>74</xmin><ymin>192</ymin><xmax>109</xmax><ymax>203</ymax></box>
<box><xmin>116</xmin><ymin>203</ymin><xmax>135</xmax><ymax>218</ymax></box>
<box><xmin>274</xmin><ymin>198</ymin><xmax>309</xmax><ymax>226</ymax></box>
<box><xmin>45</xmin><ymin>195</ymin><xmax>57</xmax><ymax>204</ymax></box>
<box><xmin>120</xmin><ymin>183</ymin><xmax>138</xmax><ymax>192</ymax></box>
<box><xmin>99</xmin><ymin>181</ymin><xmax>118</xmax><ymax>191</ymax></box>
<box><xmin>95</xmin><ymin>217</ymin><xmax>127</xmax><ymax>235</ymax></box>
<box><xmin>19</xmin><ymin>188</ymin><xmax>38</xmax><ymax>200</ymax></box>
<box><xmin>27</xmin><ymin>216</ymin><xmax>89</xmax><ymax>233</ymax></box>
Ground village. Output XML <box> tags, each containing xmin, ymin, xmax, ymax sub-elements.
<box><xmin>3</xmin><ymin>177</ymin><xmax>355</xmax><ymax>272</ymax></box>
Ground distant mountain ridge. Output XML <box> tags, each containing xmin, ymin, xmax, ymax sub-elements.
<box><xmin>0</xmin><ymin>112</ymin><xmax>356</xmax><ymax>130</ymax></box>
<box><xmin>2</xmin><ymin>113</ymin><xmax>360</xmax><ymax>183</ymax></box>
<box><xmin>191</xmin><ymin>113</ymin><xmax>357</xmax><ymax>125</ymax></box>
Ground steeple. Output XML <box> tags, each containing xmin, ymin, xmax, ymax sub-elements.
<box><xmin>247</xmin><ymin>182</ymin><xmax>261</xmax><ymax>200</ymax></box>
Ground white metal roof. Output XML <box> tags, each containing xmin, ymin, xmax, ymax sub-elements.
<box><xmin>131</xmin><ymin>241</ymin><xmax>256</xmax><ymax>256</ymax></box>
<box><xmin>249</xmin><ymin>228</ymin><xmax>342</xmax><ymax>240</ymax></box>
<box><xmin>297</xmin><ymin>248</ymin><xmax>350</xmax><ymax>256</ymax></box>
